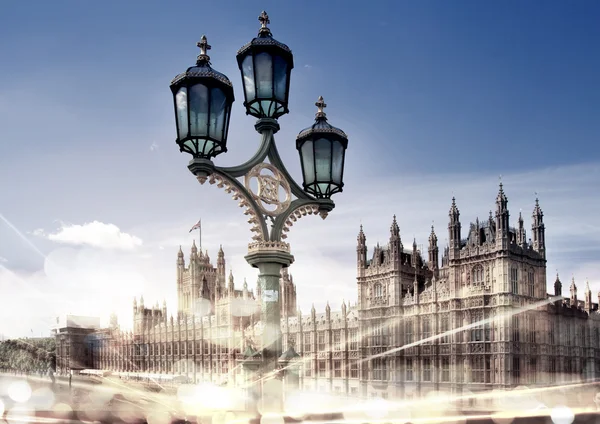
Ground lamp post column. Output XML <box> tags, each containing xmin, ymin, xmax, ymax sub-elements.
<box><xmin>245</xmin><ymin>247</ymin><xmax>294</xmax><ymax>414</ymax></box>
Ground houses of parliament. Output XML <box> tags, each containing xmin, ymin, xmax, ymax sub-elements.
<box><xmin>55</xmin><ymin>184</ymin><xmax>600</xmax><ymax>400</ymax></box>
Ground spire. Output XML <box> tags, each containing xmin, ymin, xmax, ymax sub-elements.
<box><xmin>496</xmin><ymin>181</ymin><xmax>507</xmax><ymax>206</ymax></box>
<box><xmin>243</xmin><ymin>278</ymin><xmax>248</xmax><ymax>290</ymax></box>
<box><xmin>390</xmin><ymin>215</ymin><xmax>400</xmax><ymax>238</ymax></box>
<box><xmin>357</xmin><ymin>224</ymin><xmax>366</xmax><ymax>245</ymax></box>
<box><xmin>449</xmin><ymin>197</ymin><xmax>459</xmax><ymax>217</ymax></box>
<box><xmin>178</xmin><ymin>245</ymin><xmax>183</xmax><ymax>257</ymax></box>
<box><xmin>429</xmin><ymin>225</ymin><xmax>438</xmax><ymax>244</ymax></box>
<box><xmin>531</xmin><ymin>196</ymin><xmax>545</xmax><ymax>256</ymax></box>
<box><xmin>570</xmin><ymin>276</ymin><xmax>578</xmax><ymax>307</ymax></box>
<box><xmin>191</xmin><ymin>239</ymin><xmax>198</xmax><ymax>256</ymax></box>
<box><xmin>554</xmin><ymin>273</ymin><xmax>562</xmax><ymax>296</ymax></box>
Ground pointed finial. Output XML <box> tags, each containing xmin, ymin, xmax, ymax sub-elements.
<box><xmin>196</xmin><ymin>35</ymin><xmax>211</xmax><ymax>65</ymax></box>
<box><xmin>315</xmin><ymin>96</ymin><xmax>327</xmax><ymax>118</ymax></box>
<box><xmin>258</xmin><ymin>11</ymin><xmax>272</xmax><ymax>35</ymax></box>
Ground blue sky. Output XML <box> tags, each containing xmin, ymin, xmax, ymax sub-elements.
<box><xmin>1</xmin><ymin>1</ymin><xmax>599</xmax><ymax>336</ymax></box>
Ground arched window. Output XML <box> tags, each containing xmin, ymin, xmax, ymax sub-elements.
<box><xmin>528</xmin><ymin>269</ymin><xmax>535</xmax><ymax>297</ymax></box>
<box><xmin>472</xmin><ymin>265</ymin><xmax>484</xmax><ymax>286</ymax></box>
<box><xmin>511</xmin><ymin>267</ymin><xmax>519</xmax><ymax>294</ymax></box>
<box><xmin>374</xmin><ymin>283</ymin><xmax>383</xmax><ymax>298</ymax></box>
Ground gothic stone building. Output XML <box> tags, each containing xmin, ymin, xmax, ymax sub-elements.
<box><xmin>60</xmin><ymin>185</ymin><xmax>600</xmax><ymax>402</ymax></box>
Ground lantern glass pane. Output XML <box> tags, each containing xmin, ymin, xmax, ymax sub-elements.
<box><xmin>255</xmin><ymin>52</ymin><xmax>273</xmax><ymax>98</ymax></box>
<box><xmin>274</xmin><ymin>55</ymin><xmax>288</xmax><ymax>102</ymax></box>
<box><xmin>176</xmin><ymin>87</ymin><xmax>188</xmax><ymax>139</ymax></box>
<box><xmin>331</xmin><ymin>140</ymin><xmax>344</xmax><ymax>184</ymax></box>
<box><xmin>189</xmin><ymin>84</ymin><xmax>209</xmax><ymax>137</ymax></box>
<box><xmin>242</xmin><ymin>55</ymin><xmax>256</xmax><ymax>102</ymax></box>
<box><xmin>301</xmin><ymin>140</ymin><xmax>315</xmax><ymax>186</ymax></box>
<box><xmin>261</xmin><ymin>100</ymin><xmax>275</xmax><ymax>117</ymax></box>
<box><xmin>314</xmin><ymin>138</ymin><xmax>332</xmax><ymax>182</ymax></box>
<box><xmin>209</xmin><ymin>87</ymin><xmax>227</xmax><ymax>141</ymax></box>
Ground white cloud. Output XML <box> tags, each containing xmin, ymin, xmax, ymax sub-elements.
<box><xmin>35</xmin><ymin>221</ymin><xmax>142</xmax><ymax>250</ymax></box>
<box><xmin>150</xmin><ymin>141</ymin><xmax>159</xmax><ymax>152</ymax></box>
<box><xmin>0</xmin><ymin>256</ymin><xmax>6</xmax><ymax>263</ymax></box>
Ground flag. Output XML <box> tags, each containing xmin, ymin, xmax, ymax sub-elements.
<box><xmin>189</xmin><ymin>219</ymin><xmax>201</xmax><ymax>233</ymax></box>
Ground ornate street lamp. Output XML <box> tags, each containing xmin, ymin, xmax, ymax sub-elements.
<box><xmin>296</xmin><ymin>96</ymin><xmax>348</xmax><ymax>198</ymax></box>
<box><xmin>171</xmin><ymin>11</ymin><xmax>348</xmax><ymax>414</ymax></box>
<box><xmin>170</xmin><ymin>36</ymin><xmax>235</xmax><ymax>159</ymax></box>
<box><xmin>236</xmin><ymin>11</ymin><xmax>294</xmax><ymax>119</ymax></box>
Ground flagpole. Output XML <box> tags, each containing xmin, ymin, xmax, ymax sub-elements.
<box><xmin>198</xmin><ymin>219</ymin><xmax>202</xmax><ymax>251</ymax></box>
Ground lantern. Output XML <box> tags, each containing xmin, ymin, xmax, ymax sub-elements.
<box><xmin>170</xmin><ymin>36</ymin><xmax>234</xmax><ymax>159</ymax></box>
<box><xmin>296</xmin><ymin>96</ymin><xmax>348</xmax><ymax>199</ymax></box>
<box><xmin>236</xmin><ymin>11</ymin><xmax>294</xmax><ymax>119</ymax></box>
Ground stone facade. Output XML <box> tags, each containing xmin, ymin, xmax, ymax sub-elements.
<box><xmin>57</xmin><ymin>185</ymin><xmax>600</xmax><ymax>402</ymax></box>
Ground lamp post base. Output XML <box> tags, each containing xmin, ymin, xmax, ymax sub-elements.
<box><xmin>245</xmin><ymin>245</ymin><xmax>294</xmax><ymax>414</ymax></box>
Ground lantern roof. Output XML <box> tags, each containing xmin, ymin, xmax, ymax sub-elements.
<box><xmin>297</xmin><ymin>96</ymin><xmax>348</xmax><ymax>144</ymax></box>
<box><xmin>236</xmin><ymin>11</ymin><xmax>293</xmax><ymax>60</ymax></box>
<box><xmin>171</xmin><ymin>35</ymin><xmax>234</xmax><ymax>90</ymax></box>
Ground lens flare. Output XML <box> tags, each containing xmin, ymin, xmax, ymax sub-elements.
<box><xmin>550</xmin><ymin>406</ymin><xmax>574</xmax><ymax>424</ymax></box>
<box><xmin>7</xmin><ymin>381</ymin><xmax>31</xmax><ymax>403</ymax></box>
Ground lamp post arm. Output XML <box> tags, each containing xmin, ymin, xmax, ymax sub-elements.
<box><xmin>266</xmin><ymin>138</ymin><xmax>311</xmax><ymax>201</ymax></box>
<box><xmin>217</xmin><ymin>126</ymin><xmax>274</xmax><ymax>178</ymax></box>
<box><xmin>196</xmin><ymin>169</ymin><xmax>270</xmax><ymax>241</ymax></box>
<box><xmin>270</xmin><ymin>198</ymin><xmax>327</xmax><ymax>242</ymax></box>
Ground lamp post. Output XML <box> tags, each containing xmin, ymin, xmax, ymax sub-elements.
<box><xmin>170</xmin><ymin>11</ymin><xmax>348</xmax><ymax>414</ymax></box>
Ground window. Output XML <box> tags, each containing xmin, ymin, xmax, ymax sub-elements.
<box><xmin>333</xmin><ymin>360</ymin><xmax>342</xmax><ymax>378</ymax></box>
<box><xmin>373</xmin><ymin>358</ymin><xmax>387</xmax><ymax>381</ymax></box>
<box><xmin>471</xmin><ymin>315</ymin><xmax>483</xmax><ymax>342</ymax></box>
<box><xmin>349</xmin><ymin>329</ymin><xmax>358</xmax><ymax>350</ymax></box>
<box><xmin>530</xmin><ymin>358</ymin><xmax>537</xmax><ymax>384</ymax></box>
<box><xmin>512</xmin><ymin>316</ymin><xmax>520</xmax><ymax>342</ymax></box>
<box><xmin>333</xmin><ymin>330</ymin><xmax>341</xmax><ymax>351</ymax></box>
<box><xmin>471</xmin><ymin>357</ymin><xmax>485</xmax><ymax>383</ymax></box>
<box><xmin>440</xmin><ymin>315</ymin><xmax>450</xmax><ymax>344</ymax></box>
<box><xmin>423</xmin><ymin>358</ymin><xmax>431</xmax><ymax>382</ymax></box>
<box><xmin>304</xmin><ymin>363</ymin><xmax>312</xmax><ymax>377</ymax></box>
<box><xmin>304</xmin><ymin>332</ymin><xmax>312</xmax><ymax>352</ymax></box>
<box><xmin>549</xmin><ymin>325</ymin><xmax>555</xmax><ymax>345</ymax></box>
<box><xmin>441</xmin><ymin>357</ymin><xmax>450</xmax><ymax>382</ymax></box>
<box><xmin>422</xmin><ymin>317</ymin><xmax>432</xmax><ymax>342</ymax></box>
<box><xmin>512</xmin><ymin>357</ymin><xmax>520</xmax><ymax>384</ymax></box>
<box><xmin>372</xmin><ymin>325</ymin><xmax>387</xmax><ymax>346</ymax></box>
<box><xmin>528</xmin><ymin>317</ymin><xmax>536</xmax><ymax>344</ymax></box>
<box><xmin>374</xmin><ymin>283</ymin><xmax>383</xmax><ymax>298</ymax></box>
<box><xmin>203</xmin><ymin>341</ymin><xmax>209</xmax><ymax>355</ymax></box>
<box><xmin>318</xmin><ymin>360</ymin><xmax>326</xmax><ymax>377</ymax></box>
<box><xmin>406</xmin><ymin>358</ymin><xmax>413</xmax><ymax>381</ymax></box>
<box><xmin>472</xmin><ymin>265</ymin><xmax>484</xmax><ymax>286</ymax></box>
<box><xmin>350</xmin><ymin>361</ymin><xmax>359</xmax><ymax>379</ymax></box>
<box><xmin>511</xmin><ymin>267</ymin><xmax>518</xmax><ymax>294</ymax></box>
<box><xmin>405</xmin><ymin>319</ymin><xmax>413</xmax><ymax>345</ymax></box>
<box><xmin>528</xmin><ymin>270</ymin><xmax>535</xmax><ymax>297</ymax></box>
<box><xmin>318</xmin><ymin>332</ymin><xmax>326</xmax><ymax>351</ymax></box>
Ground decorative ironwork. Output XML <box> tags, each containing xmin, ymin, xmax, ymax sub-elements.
<box><xmin>245</xmin><ymin>163</ymin><xmax>292</xmax><ymax>216</ymax></box>
<box><xmin>198</xmin><ymin>172</ymin><xmax>268</xmax><ymax>241</ymax></box>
